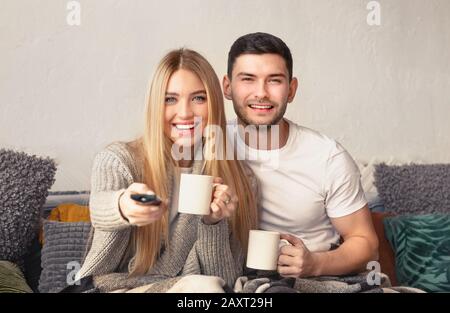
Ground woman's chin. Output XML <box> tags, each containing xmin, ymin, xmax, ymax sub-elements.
<box><xmin>172</xmin><ymin>137</ymin><xmax>198</xmax><ymax>148</ymax></box>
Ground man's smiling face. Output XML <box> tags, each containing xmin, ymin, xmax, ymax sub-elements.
<box><xmin>224</xmin><ymin>53</ymin><xmax>296</xmax><ymax>127</ymax></box>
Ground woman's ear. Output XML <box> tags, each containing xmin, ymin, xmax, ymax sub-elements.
<box><xmin>222</xmin><ymin>75</ymin><xmax>232</xmax><ymax>100</ymax></box>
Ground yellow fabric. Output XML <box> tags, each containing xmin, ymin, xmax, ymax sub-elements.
<box><xmin>47</xmin><ymin>203</ymin><xmax>90</xmax><ymax>223</ymax></box>
<box><xmin>40</xmin><ymin>203</ymin><xmax>90</xmax><ymax>245</ymax></box>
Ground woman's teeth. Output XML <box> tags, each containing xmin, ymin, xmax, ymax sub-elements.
<box><xmin>175</xmin><ymin>124</ymin><xmax>195</xmax><ymax>130</ymax></box>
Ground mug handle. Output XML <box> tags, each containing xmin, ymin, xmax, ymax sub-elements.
<box><xmin>279</xmin><ymin>239</ymin><xmax>292</xmax><ymax>249</ymax></box>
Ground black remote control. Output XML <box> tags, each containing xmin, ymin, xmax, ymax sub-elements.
<box><xmin>130</xmin><ymin>193</ymin><xmax>162</xmax><ymax>205</ymax></box>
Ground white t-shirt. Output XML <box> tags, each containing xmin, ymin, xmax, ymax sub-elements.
<box><xmin>227</xmin><ymin>119</ymin><xmax>367</xmax><ymax>252</ymax></box>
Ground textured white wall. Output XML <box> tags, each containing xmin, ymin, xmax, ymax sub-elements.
<box><xmin>1</xmin><ymin>0</ymin><xmax>449</xmax><ymax>191</ymax></box>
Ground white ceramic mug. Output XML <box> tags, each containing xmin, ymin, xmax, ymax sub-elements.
<box><xmin>246</xmin><ymin>230</ymin><xmax>290</xmax><ymax>270</ymax></box>
<box><xmin>178</xmin><ymin>174</ymin><xmax>214</xmax><ymax>215</ymax></box>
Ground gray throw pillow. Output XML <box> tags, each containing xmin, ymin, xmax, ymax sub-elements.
<box><xmin>374</xmin><ymin>163</ymin><xmax>450</xmax><ymax>215</ymax></box>
<box><xmin>0</xmin><ymin>149</ymin><xmax>56</xmax><ymax>265</ymax></box>
<box><xmin>39</xmin><ymin>220</ymin><xmax>92</xmax><ymax>293</ymax></box>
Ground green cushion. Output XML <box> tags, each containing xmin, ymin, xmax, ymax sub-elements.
<box><xmin>384</xmin><ymin>214</ymin><xmax>450</xmax><ymax>292</ymax></box>
<box><xmin>0</xmin><ymin>261</ymin><xmax>33</xmax><ymax>293</ymax></box>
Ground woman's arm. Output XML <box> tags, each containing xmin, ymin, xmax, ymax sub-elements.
<box><xmin>88</xmin><ymin>148</ymin><xmax>134</xmax><ymax>231</ymax></box>
<box><xmin>192</xmin><ymin>219</ymin><xmax>244</xmax><ymax>287</ymax></box>
<box><xmin>189</xmin><ymin>164</ymin><xmax>260</xmax><ymax>287</ymax></box>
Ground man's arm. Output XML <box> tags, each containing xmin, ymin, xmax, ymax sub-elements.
<box><xmin>278</xmin><ymin>204</ymin><xmax>379</xmax><ymax>277</ymax></box>
<box><xmin>314</xmin><ymin>204</ymin><xmax>379</xmax><ymax>276</ymax></box>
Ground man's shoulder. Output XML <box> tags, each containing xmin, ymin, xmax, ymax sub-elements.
<box><xmin>287</xmin><ymin>119</ymin><xmax>340</xmax><ymax>153</ymax></box>
<box><xmin>289</xmin><ymin>123</ymin><xmax>360</xmax><ymax>174</ymax></box>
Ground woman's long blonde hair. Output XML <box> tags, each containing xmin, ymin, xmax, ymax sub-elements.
<box><xmin>130</xmin><ymin>48</ymin><xmax>258</xmax><ymax>275</ymax></box>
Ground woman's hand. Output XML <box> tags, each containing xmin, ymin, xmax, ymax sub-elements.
<box><xmin>202</xmin><ymin>177</ymin><xmax>239</xmax><ymax>225</ymax></box>
<box><xmin>118</xmin><ymin>183</ymin><xmax>166</xmax><ymax>226</ymax></box>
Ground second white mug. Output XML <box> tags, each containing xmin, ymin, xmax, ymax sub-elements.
<box><xmin>246</xmin><ymin>230</ymin><xmax>290</xmax><ymax>271</ymax></box>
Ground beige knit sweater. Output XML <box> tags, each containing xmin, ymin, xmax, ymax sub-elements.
<box><xmin>78</xmin><ymin>142</ymin><xmax>256</xmax><ymax>292</ymax></box>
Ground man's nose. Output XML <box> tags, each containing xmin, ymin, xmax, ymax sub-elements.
<box><xmin>254</xmin><ymin>81</ymin><xmax>270</xmax><ymax>101</ymax></box>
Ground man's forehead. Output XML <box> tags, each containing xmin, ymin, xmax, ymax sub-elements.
<box><xmin>233</xmin><ymin>53</ymin><xmax>288</xmax><ymax>76</ymax></box>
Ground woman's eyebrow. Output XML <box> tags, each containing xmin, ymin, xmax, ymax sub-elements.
<box><xmin>190</xmin><ymin>90</ymin><xmax>207</xmax><ymax>96</ymax></box>
<box><xmin>165</xmin><ymin>90</ymin><xmax>206</xmax><ymax>96</ymax></box>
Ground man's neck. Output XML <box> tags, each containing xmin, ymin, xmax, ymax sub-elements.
<box><xmin>237</xmin><ymin>118</ymin><xmax>290</xmax><ymax>150</ymax></box>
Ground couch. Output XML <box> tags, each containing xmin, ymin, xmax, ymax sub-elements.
<box><xmin>1</xmin><ymin>147</ymin><xmax>449</xmax><ymax>292</ymax></box>
<box><xmin>10</xmin><ymin>193</ymin><xmax>399</xmax><ymax>292</ymax></box>
<box><xmin>24</xmin><ymin>190</ymin><xmax>448</xmax><ymax>293</ymax></box>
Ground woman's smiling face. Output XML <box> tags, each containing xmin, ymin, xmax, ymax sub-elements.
<box><xmin>164</xmin><ymin>69</ymin><xmax>208</xmax><ymax>147</ymax></box>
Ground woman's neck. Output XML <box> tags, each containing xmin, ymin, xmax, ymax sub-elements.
<box><xmin>176</xmin><ymin>145</ymin><xmax>195</xmax><ymax>168</ymax></box>
<box><xmin>178</xmin><ymin>159</ymin><xmax>194</xmax><ymax>168</ymax></box>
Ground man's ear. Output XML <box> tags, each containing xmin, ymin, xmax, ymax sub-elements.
<box><xmin>222</xmin><ymin>75</ymin><xmax>232</xmax><ymax>100</ymax></box>
<box><xmin>287</xmin><ymin>77</ymin><xmax>299</xmax><ymax>103</ymax></box>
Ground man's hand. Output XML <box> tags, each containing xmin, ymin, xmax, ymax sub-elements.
<box><xmin>277</xmin><ymin>205</ymin><xmax>378</xmax><ymax>278</ymax></box>
<box><xmin>277</xmin><ymin>234</ymin><xmax>321</xmax><ymax>278</ymax></box>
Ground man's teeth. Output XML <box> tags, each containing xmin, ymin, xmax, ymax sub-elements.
<box><xmin>175</xmin><ymin>124</ymin><xmax>195</xmax><ymax>130</ymax></box>
<box><xmin>249</xmin><ymin>104</ymin><xmax>273</xmax><ymax>109</ymax></box>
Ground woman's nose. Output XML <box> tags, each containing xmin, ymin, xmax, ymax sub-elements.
<box><xmin>177</xmin><ymin>99</ymin><xmax>194</xmax><ymax>119</ymax></box>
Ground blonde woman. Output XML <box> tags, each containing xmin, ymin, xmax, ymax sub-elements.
<box><xmin>76</xmin><ymin>49</ymin><xmax>258</xmax><ymax>293</ymax></box>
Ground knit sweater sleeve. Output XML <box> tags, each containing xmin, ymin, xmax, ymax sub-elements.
<box><xmin>189</xmin><ymin>164</ymin><xmax>260</xmax><ymax>287</ymax></box>
<box><xmin>192</xmin><ymin>219</ymin><xmax>244</xmax><ymax>287</ymax></box>
<box><xmin>88</xmin><ymin>145</ymin><xmax>134</xmax><ymax>231</ymax></box>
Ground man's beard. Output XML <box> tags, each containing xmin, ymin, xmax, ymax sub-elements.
<box><xmin>233</xmin><ymin>101</ymin><xmax>288</xmax><ymax>129</ymax></box>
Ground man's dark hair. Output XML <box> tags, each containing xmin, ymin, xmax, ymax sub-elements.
<box><xmin>227</xmin><ymin>32</ymin><xmax>293</xmax><ymax>81</ymax></box>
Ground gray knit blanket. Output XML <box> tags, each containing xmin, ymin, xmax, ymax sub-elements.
<box><xmin>232</xmin><ymin>272</ymin><xmax>425</xmax><ymax>293</ymax></box>
<box><xmin>63</xmin><ymin>270</ymin><xmax>425</xmax><ymax>293</ymax></box>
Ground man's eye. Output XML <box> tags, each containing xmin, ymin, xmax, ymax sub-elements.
<box><xmin>241</xmin><ymin>77</ymin><xmax>253</xmax><ymax>81</ymax></box>
<box><xmin>269</xmin><ymin>79</ymin><xmax>282</xmax><ymax>83</ymax></box>
<box><xmin>193</xmin><ymin>96</ymin><xmax>206</xmax><ymax>103</ymax></box>
<box><xmin>165</xmin><ymin>97</ymin><xmax>177</xmax><ymax>104</ymax></box>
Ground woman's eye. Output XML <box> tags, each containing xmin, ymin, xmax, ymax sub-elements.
<box><xmin>165</xmin><ymin>97</ymin><xmax>177</xmax><ymax>104</ymax></box>
<box><xmin>192</xmin><ymin>95</ymin><xmax>206</xmax><ymax>103</ymax></box>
